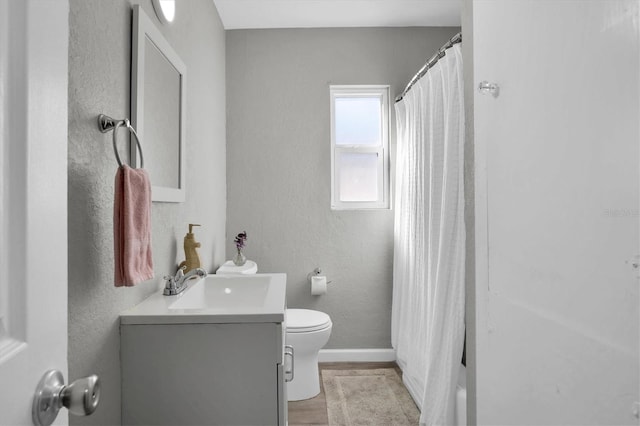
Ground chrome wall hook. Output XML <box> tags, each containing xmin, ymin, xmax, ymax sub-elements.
<box><xmin>478</xmin><ymin>81</ymin><xmax>500</xmax><ymax>98</ymax></box>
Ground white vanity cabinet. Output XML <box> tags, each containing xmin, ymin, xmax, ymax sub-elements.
<box><xmin>119</xmin><ymin>273</ymin><xmax>288</xmax><ymax>426</ymax></box>
<box><xmin>121</xmin><ymin>321</ymin><xmax>286</xmax><ymax>425</ymax></box>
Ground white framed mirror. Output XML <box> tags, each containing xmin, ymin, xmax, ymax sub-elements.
<box><xmin>131</xmin><ymin>5</ymin><xmax>186</xmax><ymax>202</ymax></box>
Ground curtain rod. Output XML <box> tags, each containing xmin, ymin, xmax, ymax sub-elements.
<box><xmin>395</xmin><ymin>32</ymin><xmax>462</xmax><ymax>103</ymax></box>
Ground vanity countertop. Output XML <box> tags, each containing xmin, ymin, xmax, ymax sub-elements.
<box><xmin>120</xmin><ymin>273</ymin><xmax>286</xmax><ymax>325</ymax></box>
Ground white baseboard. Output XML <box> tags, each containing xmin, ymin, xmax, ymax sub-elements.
<box><xmin>318</xmin><ymin>348</ymin><xmax>396</xmax><ymax>363</ymax></box>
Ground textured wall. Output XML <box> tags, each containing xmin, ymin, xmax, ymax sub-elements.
<box><xmin>68</xmin><ymin>1</ymin><xmax>226</xmax><ymax>424</ymax></box>
<box><xmin>226</xmin><ymin>27</ymin><xmax>460</xmax><ymax>349</ymax></box>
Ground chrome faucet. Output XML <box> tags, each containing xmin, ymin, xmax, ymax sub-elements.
<box><xmin>163</xmin><ymin>267</ymin><xmax>207</xmax><ymax>296</ymax></box>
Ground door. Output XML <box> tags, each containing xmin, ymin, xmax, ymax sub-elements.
<box><xmin>0</xmin><ymin>0</ymin><xmax>68</xmax><ymax>424</ymax></box>
<box><xmin>473</xmin><ymin>0</ymin><xmax>639</xmax><ymax>424</ymax></box>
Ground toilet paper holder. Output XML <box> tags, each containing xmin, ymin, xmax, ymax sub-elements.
<box><xmin>307</xmin><ymin>267</ymin><xmax>332</xmax><ymax>284</ymax></box>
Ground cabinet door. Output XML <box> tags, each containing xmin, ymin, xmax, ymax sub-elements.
<box><xmin>122</xmin><ymin>323</ymin><xmax>281</xmax><ymax>425</ymax></box>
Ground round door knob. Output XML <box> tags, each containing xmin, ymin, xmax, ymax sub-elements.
<box><xmin>32</xmin><ymin>370</ymin><xmax>101</xmax><ymax>426</ymax></box>
<box><xmin>60</xmin><ymin>374</ymin><xmax>100</xmax><ymax>416</ymax></box>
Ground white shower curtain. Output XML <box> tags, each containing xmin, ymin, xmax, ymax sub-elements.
<box><xmin>392</xmin><ymin>43</ymin><xmax>465</xmax><ymax>426</ymax></box>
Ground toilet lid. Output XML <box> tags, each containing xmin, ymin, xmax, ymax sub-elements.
<box><xmin>286</xmin><ymin>309</ymin><xmax>332</xmax><ymax>333</ymax></box>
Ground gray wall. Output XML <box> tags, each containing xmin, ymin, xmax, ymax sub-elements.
<box><xmin>226</xmin><ymin>27</ymin><xmax>459</xmax><ymax>349</ymax></box>
<box><xmin>68</xmin><ymin>1</ymin><xmax>226</xmax><ymax>424</ymax></box>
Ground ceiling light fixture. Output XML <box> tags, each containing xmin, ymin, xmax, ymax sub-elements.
<box><xmin>152</xmin><ymin>0</ymin><xmax>175</xmax><ymax>25</ymax></box>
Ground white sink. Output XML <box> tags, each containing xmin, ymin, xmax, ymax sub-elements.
<box><xmin>120</xmin><ymin>273</ymin><xmax>286</xmax><ymax>325</ymax></box>
<box><xmin>170</xmin><ymin>275</ymin><xmax>271</xmax><ymax>310</ymax></box>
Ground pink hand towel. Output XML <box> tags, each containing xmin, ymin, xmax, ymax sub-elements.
<box><xmin>114</xmin><ymin>165</ymin><xmax>154</xmax><ymax>287</ymax></box>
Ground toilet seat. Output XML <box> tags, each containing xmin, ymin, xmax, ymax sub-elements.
<box><xmin>286</xmin><ymin>309</ymin><xmax>332</xmax><ymax>333</ymax></box>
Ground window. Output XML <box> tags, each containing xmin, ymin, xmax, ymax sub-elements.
<box><xmin>330</xmin><ymin>85</ymin><xmax>390</xmax><ymax>210</ymax></box>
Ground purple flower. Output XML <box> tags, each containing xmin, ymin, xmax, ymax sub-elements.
<box><xmin>234</xmin><ymin>231</ymin><xmax>247</xmax><ymax>250</ymax></box>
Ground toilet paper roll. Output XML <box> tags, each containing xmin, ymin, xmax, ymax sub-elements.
<box><xmin>311</xmin><ymin>276</ymin><xmax>327</xmax><ymax>295</ymax></box>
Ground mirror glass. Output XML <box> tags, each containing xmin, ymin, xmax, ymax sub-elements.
<box><xmin>132</xmin><ymin>5</ymin><xmax>186</xmax><ymax>202</ymax></box>
<box><xmin>144</xmin><ymin>39</ymin><xmax>180</xmax><ymax>188</ymax></box>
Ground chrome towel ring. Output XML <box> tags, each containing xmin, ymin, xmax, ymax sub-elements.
<box><xmin>97</xmin><ymin>114</ymin><xmax>144</xmax><ymax>168</ymax></box>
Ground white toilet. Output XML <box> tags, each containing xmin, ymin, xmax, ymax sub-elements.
<box><xmin>286</xmin><ymin>308</ymin><xmax>332</xmax><ymax>401</ymax></box>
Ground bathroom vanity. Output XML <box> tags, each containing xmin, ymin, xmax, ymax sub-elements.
<box><xmin>119</xmin><ymin>274</ymin><xmax>288</xmax><ymax>425</ymax></box>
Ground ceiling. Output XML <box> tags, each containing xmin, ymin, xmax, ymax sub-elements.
<box><xmin>212</xmin><ymin>0</ymin><xmax>461</xmax><ymax>29</ymax></box>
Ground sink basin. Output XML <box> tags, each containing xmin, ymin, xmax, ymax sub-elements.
<box><xmin>170</xmin><ymin>275</ymin><xmax>270</xmax><ymax>310</ymax></box>
<box><xmin>119</xmin><ymin>273</ymin><xmax>286</xmax><ymax>325</ymax></box>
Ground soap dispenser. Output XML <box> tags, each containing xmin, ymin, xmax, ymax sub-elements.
<box><xmin>179</xmin><ymin>224</ymin><xmax>202</xmax><ymax>273</ymax></box>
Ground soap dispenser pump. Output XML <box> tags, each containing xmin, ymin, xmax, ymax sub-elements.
<box><xmin>179</xmin><ymin>224</ymin><xmax>201</xmax><ymax>273</ymax></box>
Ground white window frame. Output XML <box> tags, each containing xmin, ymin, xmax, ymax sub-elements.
<box><xmin>330</xmin><ymin>85</ymin><xmax>390</xmax><ymax>210</ymax></box>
